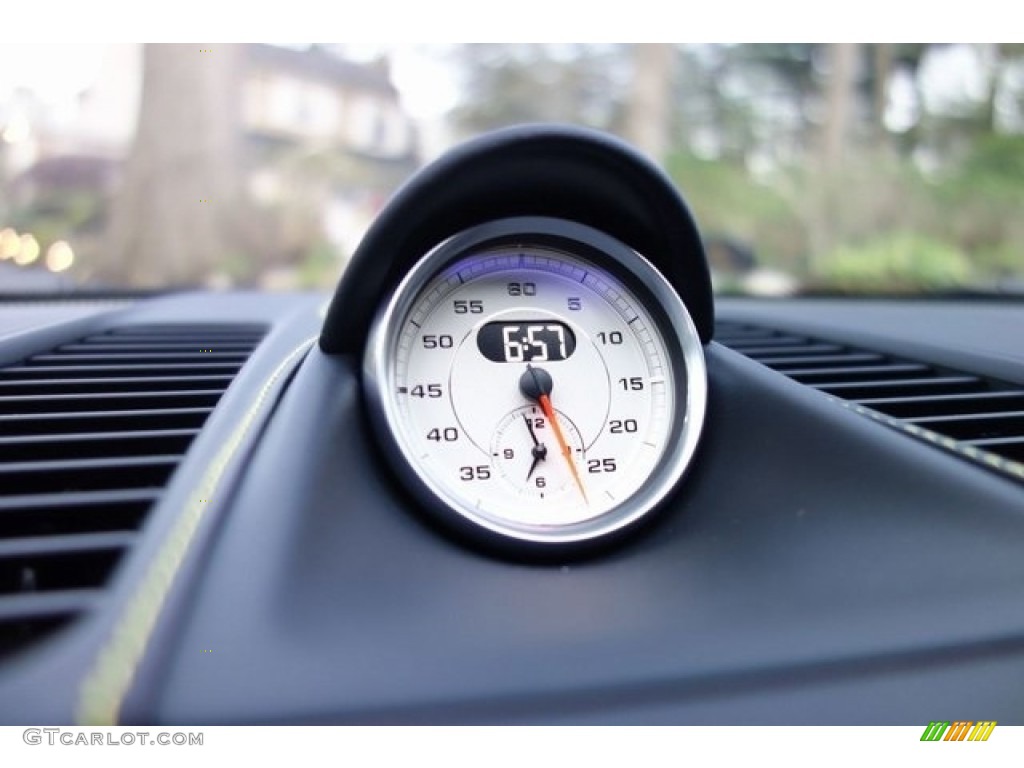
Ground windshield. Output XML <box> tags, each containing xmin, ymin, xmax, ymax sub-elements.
<box><xmin>2</xmin><ymin>43</ymin><xmax>1022</xmax><ymax>297</ymax></box>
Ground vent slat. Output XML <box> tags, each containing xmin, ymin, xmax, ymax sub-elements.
<box><xmin>910</xmin><ymin>412</ymin><xmax>1024</xmax><ymax>441</ymax></box>
<box><xmin>81</xmin><ymin>333</ymin><xmax>262</xmax><ymax>339</ymax></box>
<box><xmin>717</xmin><ymin>320</ymin><xmax>1024</xmax><ymax>484</ymax></box>
<box><xmin>59</xmin><ymin>342</ymin><xmax>259</xmax><ymax>352</ymax></box>
<box><xmin>719</xmin><ymin>337</ymin><xmax>813</xmax><ymax>350</ymax></box>
<box><xmin>31</xmin><ymin>352</ymin><xmax>251</xmax><ymax>364</ymax></box>
<box><xmin>0</xmin><ymin>321</ymin><xmax>265</xmax><ymax>659</ymax></box>
<box><xmin>730</xmin><ymin>343</ymin><xmax>845</xmax><ymax>356</ymax></box>
<box><xmin>103</xmin><ymin>325</ymin><xmax>264</xmax><ymax>333</ymax></box>
<box><xmin>0</xmin><ymin>487</ymin><xmax>160</xmax><ymax>513</ymax></box>
<box><xmin>82</xmin><ymin>337</ymin><xmax>261</xmax><ymax>346</ymax></box>
<box><xmin>787</xmin><ymin>364</ymin><xmax>932</xmax><ymax>384</ymax></box>
<box><xmin>857</xmin><ymin>392</ymin><xmax>1024</xmax><ymax>419</ymax></box>
<box><xmin>815</xmin><ymin>377</ymin><xmax>985</xmax><ymax>399</ymax></box>
<box><xmin>0</xmin><ymin>390</ymin><xmax>223</xmax><ymax>412</ymax></box>
<box><xmin>713</xmin><ymin>329</ymin><xmax>780</xmax><ymax>340</ymax></box>
<box><xmin>1</xmin><ymin>363</ymin><xmax>242</xmax><ymax>378</ymax></box>
<box><xmin>0</xmin><ymin>407</ymin><xmax>213</xmax><ymax>435</ymax></box>
<box><xmin>0</xmin><ymin>532</ymin><xmax>138</xmax><ymax>560</ymax></box>
<box><xmin>0</xmin><ymin>429</ymin><xmax>199</xmax><ymax>462</ymax></box>
<box><xmin>0</xmin><ymin>456</ymin><xmax>180</xmax><ymax>496</ymax></box>
<box><xmin>0</xmin><ymin>489</ymin><xmax>158</xmax><ymax>538</ymax></box>
<box><xmin>105</xmin><ymin>324</ymin><xmax>265</xmax><ymax>334</ymax></box>
<box><xmin>0</xmin><ymin>590</ymin><xmax>102</xmax><ymax>622</ymax></box>
<box><xmin>102</xmin><ymin>332</ymin><xmax>265</xmax><ymax>342</ymax></box>
<box><xmin>763</xmin><ymin>353</ymin><xmax>885</xmax><ymax>369</ymax></box>
<box><xmin>0</xmin><ymin>375</ymin><xmax>236</xmax><ymax>395</ymax></box>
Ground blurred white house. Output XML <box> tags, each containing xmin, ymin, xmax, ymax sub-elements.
<box><xmin>1</xmin><ymin>44</ymin><xmax>420</xmax><ymax>275</ymax></box>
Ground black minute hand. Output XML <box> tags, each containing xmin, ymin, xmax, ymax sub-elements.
<box><xmin>523</xmin><ymin>414</ymin><xmax>547</xmax><ymax>481</ymax></box>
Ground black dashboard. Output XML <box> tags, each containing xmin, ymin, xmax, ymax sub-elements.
<box><xmin>1</xmin><ymin>127</ymin><xmax>1023</xmax><ymax>726</ymax></box>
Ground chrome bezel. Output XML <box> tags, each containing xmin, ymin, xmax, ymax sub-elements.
<box><xmin>364</xmin><ymin>217</ymin><xmax>707</xmax><ymax>551</ymax></box>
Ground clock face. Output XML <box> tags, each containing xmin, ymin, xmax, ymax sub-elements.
<box><xmin>365</xmin><ymin>221</ymin><xmax>707</xmax><ymax>551</ymax></box>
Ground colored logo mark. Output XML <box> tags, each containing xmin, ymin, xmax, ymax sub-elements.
<box><xmin>920</xmin><ymin>721</ymin><xmax>996</xmax><ymax>741</ymax></box>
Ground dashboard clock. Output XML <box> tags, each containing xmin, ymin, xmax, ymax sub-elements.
<box><xmin>364</xmin><ymin>217</ymin><xmax>707</xmax><ymax>552</ymax></box>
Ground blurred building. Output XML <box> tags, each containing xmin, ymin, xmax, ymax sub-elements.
<box><xmin>1</xmin><ymin>44</ymin><xmax>420</xmax><ymax>279</ymax></box>
<box><xmin>1</xmin><ymin>45</ymin><xmax>140</xmax><ymax>199</ymax></box>
<box><xmin>243</xmin><ymin>44</ymin><xmax>415</xmax><ymax>161</ymax></box>
<box><xmin>240</xmin><ymin>44</ymin><xmax>419</xmax><ymax>261</ymax></box>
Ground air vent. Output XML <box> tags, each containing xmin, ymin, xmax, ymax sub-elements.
<box><xmin>0</xmin><ymin>323</ymin><xmax>266</xmax><ymax>659</ymax></box>
<box><xmin>716</xmin><ymin>321</ymin><xmax>1024</xmax><ymax>480</ymax></box>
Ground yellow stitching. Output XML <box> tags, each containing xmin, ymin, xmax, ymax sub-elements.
<box><xmin>76</xmin><ymin>336</ymin><xmax>316</xmax><ymax>725</ymax></box>
<box><xmin>826</xmin><ymin>394</ymin><xmax>1024</xmax><ymax>482</ymax></box>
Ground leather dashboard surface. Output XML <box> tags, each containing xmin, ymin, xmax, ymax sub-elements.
<box><xmin>2</xmin><ymin>294</ymin><xmax>1023</xmax><ymax>725</ymax></box>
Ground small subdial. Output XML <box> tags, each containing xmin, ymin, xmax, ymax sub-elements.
<box><xmin>490</xmin><ymin>405</ymin><xmax>586</xmax><ymax>499</ymax></box>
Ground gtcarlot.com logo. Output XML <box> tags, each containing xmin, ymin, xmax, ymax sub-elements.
<box><xmin>23</xmin><ymin>729</ymin><xmax>204</xmax><ymax>747</ymax></box>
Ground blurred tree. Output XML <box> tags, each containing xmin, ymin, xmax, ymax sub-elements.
<box><xmin>887</xmin><ymin>43</ymin><xmax>935</xmax><ymax>157</ymax></box>
<box><xmin>446</xmin><ymin>42</ymin><xmax>1024</xmax><ymax>292</ymax></box>
<box><xmin>449</xmin><ymin>44</ymin><xmax>628</xmax><ymax>136</ymax></box>
<box><xmin>670</xmin><ymin>47</ymin><xmax>751</xmax><ymax>161</ymax></box>
<box><xmin>623</xmin><ymin>44</ymin><xmax>676</xmax><ymax>161</ymax></box>
<box><xmin>725</xmin><ymin>44</ymin><xmax>820</xmax><ymax>160</ymax></box>
<box><xmin>666</xmin><ymin>45</ymin><xmax>823</xmax><ymax>168</ymax></box>
<box><xmin>103</xmin><ymin>44</ymin><xmax>259</xmax><ymax>286</ymax></box>
<box><xmin>863</xmin><ymin>44</ymin><xmax>894</xmax><ymax>144</ymax></box>
<box><xmin>821</xmin><ymin>44</ymin><xmax>859</xmax><ymax>170</ymax></box>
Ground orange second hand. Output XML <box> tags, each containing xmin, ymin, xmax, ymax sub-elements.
<box><xmin>538</xmin><ymin>394</ymin><xmax>588</xmax><ymax>504</ymax></box>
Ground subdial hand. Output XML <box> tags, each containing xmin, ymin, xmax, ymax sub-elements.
<box><xmin>523</xmin><ymin>415</ymin><xmax>548</xmax><ymax>481</ymax></box>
